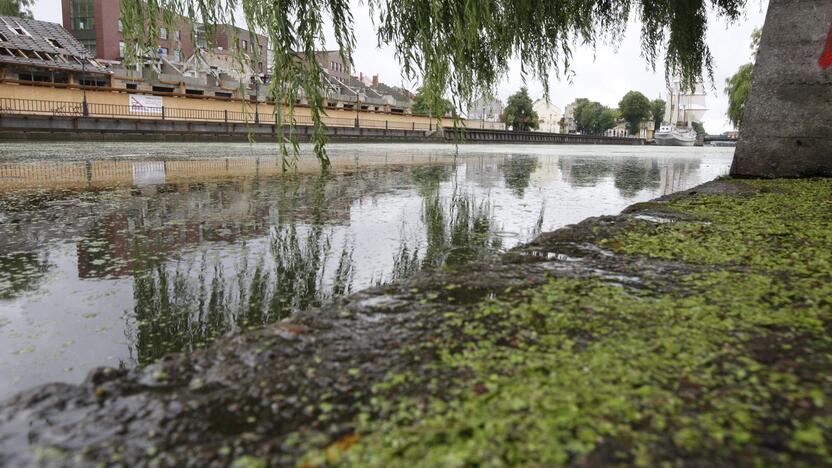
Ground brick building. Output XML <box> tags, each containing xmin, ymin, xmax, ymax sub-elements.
<box><xmin>197</xmin><ymin>24</ymin><xmax>269</xmax><ymax>74</ymax></box>
<box><xmin>61</xmin><ymin>0</ymin><xmax>196</xmax><ymax>62</ymax></box>
<box><xmin>310</xmin><ymin>50</ymin><xmax>348</xmax><ymax>82</ymax></box>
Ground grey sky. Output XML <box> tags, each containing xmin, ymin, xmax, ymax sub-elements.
<box><xmin>32</xmin><ymin>0</ymin><xmax>769</xmax><ymax>133</ymax></box>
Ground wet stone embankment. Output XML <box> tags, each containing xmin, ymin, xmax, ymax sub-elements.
<box><xmin>1</xmin><ymin>178</ymin><xmax>830</xmax><ymax>466</ymax></box>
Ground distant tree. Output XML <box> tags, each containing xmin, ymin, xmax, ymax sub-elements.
<box><xmin>598</xmin><ymin>108</ymin><xmax>617</xmax><ymax>134</ymax></box>
<box><xmin>574</xmin><ymin>100</ymin><xmax>616</xmax><ymax>135</ymax></box>
<box><xmin>618</xmin><ymin>91</ymin><xmax>651</xmax><ymax>135</ymax></box>
<box><xmin>0</xmin><ymin>0</ymin><xmax>33</xmax><ymax>17</ymax></box>
<box><xmin>724</xmin><ymin>29</ymin><xmax>761</xmax><ymax>128</ymax></box>
<box><xmin>502</xmin><ymin>87</ymin><xmax>538</xmax><ymax>131</ymax></box>
<box><xmin>691</xmin><ymin>121</ymin><xmax>706</xmax><ymax>137</ymax></box>
<box><xmin>650</xmin><ymin>99</ymin><xmax>666</xmax><ymax>129</ymax></box>
<box><xmin>725</xmin><ymin>63</ymin><xmax>754</xmax><ymax>128</ymax></box>
<box><xmin>573</xmin><ymin>100</ymin><xmax>597</xmax><ymax>133</ymax></box>
<box><xmin>411</xmin><ymin>88</ymin><xmax>455</xmax><ymax>116</ymax></box>
<box><xmin>750</xmin><ymin>28</ymin><xmax>762</xmax><ymax>58</ymax></box>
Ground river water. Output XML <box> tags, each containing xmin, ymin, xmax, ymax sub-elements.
<box><xmin>0</xmin><ymin>142</ymin><xmax>733</xmax><ymax>398</ymax></box>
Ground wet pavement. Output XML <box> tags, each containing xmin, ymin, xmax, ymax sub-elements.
<box><xmin>0</xmin><ymin>142</ymin><xmax>733</xmax><ymax>398</ymax></box>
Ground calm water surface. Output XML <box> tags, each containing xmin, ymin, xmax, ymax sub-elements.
<box><xmin>0</xmin><ymin>142</ymin><xmax>733</xmax><ymax>398</ymax></box>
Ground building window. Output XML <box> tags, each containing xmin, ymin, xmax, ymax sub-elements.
<box><xmin>70</xmin><ymin>0</ymin><xmax>95</xmax><ymax>31</ymax></box>
<box><xmin>258</xmin><ymin>62</ymin><xmax>263</xmax><ymax>72</ymax></box>
<box><xmin>80</xmin><ymin>78</ymin><xmax>106</xmax><ymax>87</ymax></box>
<box><xmin>19</xmin><ymin>72</ymin><xmax>52</xmax><ymax>82</ymax></box>
<box><xmin>118</xmin><ymin>19</ymin><xmax>123</xmax><ymax>32</ymax></box>
<box><xmin>175</xmin><ymin>30</ymin><xmax>181</xmax><ymax>41</ymax></box>
<box><xmin>160</xmin><ymin>27</ymin><xmax>168</xmax><ymax>40</ymax></box>
<box><xmin>125</xmin><ymin>83</ymin><xmax>137</xmax><ymax>90</ymax></box>
<box><xmin>242</xmin><ymin>39</ymin><xmax>248</xmax><ymax>51</ymax></box>
<box><xmin>215</xmin><ymin>91</ymin><xmax>232</xmax><ymax>98</ymax></box>
<box><xmin>173</xmin><ymin>49</ymin><xmax>181</xmax><ymax>62</ymax></box>
<box><xmin>157</xmin><ymin>46</ymin><xmax>168</xmax><ymax>58</ymax></box>
<box><xmin>119</xmin><ymin>41</ymin><xmax>125</xmax><ymax>57</ymax></box>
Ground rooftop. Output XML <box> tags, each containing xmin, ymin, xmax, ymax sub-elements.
<box><xmin>0</xmin><ymin>16</ymin><xmax>109</xmax><ymax>74</ymax></box>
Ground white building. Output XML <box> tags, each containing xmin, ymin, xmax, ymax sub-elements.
<box><xmin>562</xmin><ymin>101</ymin><xmax>581</xmax><ymax>133</ymax></box>
<box><xmin>604</xmin><ymin>119</ymin><xmax>655</xmax><ymax>139</ymax></box>
<box><xmin>532</xmin><ymin>99</ymin><xmax>563</xmax><ymax>133</ymax></box>
<box><xmin>467</xmin><ymin>96</ymin><xmax>503</xmax><ymax>122</ymax></box>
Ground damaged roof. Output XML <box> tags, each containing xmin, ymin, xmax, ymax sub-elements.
<box><xmin>0</xmin><ymin>16</ymin><xmax>110</xmax><ymax>74</ymax></box>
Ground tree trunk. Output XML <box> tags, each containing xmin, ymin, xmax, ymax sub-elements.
<box><xmin>730</xmin><ymin>0</ymin><xmax>832</xmax><ymax>177</ymax></box>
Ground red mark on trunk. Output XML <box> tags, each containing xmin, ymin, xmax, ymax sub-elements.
<box><xmin>819</xmin><ymin>22</ymin><xmax>832</xmax><ymax>69</ymax></box>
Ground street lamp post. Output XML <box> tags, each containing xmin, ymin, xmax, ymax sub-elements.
<box><xmin>254</xmin><ymin>80</ymin><xmax>260</xmax><ymax>124</ymax></box>
<box><xmin>81</xmin><ymin>57</ymin><xmax>89</xmax><ymax>117</ymax></box>
<box><xmin>354</xmin><ymin>94</ymin><xmax>360</xmax><ymax>129</ymax></box>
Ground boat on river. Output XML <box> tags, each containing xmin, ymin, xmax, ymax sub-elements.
<box><xmin>655</xmin><ymin>125</ymin><xmax>696</xmax><ymax>146</ymax></box>
<box><xmin>655</xmin><ymin>81</ymin><xmax>707</xmax><ymax>147</ymax></box>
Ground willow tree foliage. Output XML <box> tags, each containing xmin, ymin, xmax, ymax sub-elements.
<box><xmin>724</xmin><ymin>28</ymin><xmax>760</xmax><ymax>128</ymax></box>
<box><xmin>725</xmin><ymin>63</ymin><xmax>753</xmax><ymax>127</ymax></box>
<box><xmin>0</xmin><ymin>0</ymin><xmax>34</xmax><ymax>17</ymax></box>
<box><xmin>120</xmin><ymin>0</ymin><xmax>747</xmax><ymax>166</ymax></box>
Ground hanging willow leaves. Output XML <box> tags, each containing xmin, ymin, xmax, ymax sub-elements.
<box><xmin>120</xmin><ymin>0</ymin><xmax>746</xmax><ymax>167</ymax></box>
<box><xmin>0</xmin><ymin>0</ymin><xmax>34</xmax><ymax>17</ymax></box>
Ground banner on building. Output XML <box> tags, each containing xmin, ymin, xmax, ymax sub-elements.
<box><xmin>129</xmin><ymin>94</ymin><xmax>163</xmax><ymax>115</ymax></box>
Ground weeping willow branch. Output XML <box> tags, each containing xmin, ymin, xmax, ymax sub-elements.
<box><xmin>120</xmin><ymin>0</ymin><xmax>746</xmax><ymax>168</ymax></box>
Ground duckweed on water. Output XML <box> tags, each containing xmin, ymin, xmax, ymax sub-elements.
<box><xmin>612</xmin><ymin>178</ymin><xmax>832</xmax><ymax>274</ymax></box>
<box><xmin>312</xmin><ymin>179</ymin><xmax>832</xmax><ymax>466</ymax></box>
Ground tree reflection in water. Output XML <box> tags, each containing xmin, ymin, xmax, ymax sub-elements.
<box><xmin>129</xmin><ymin>174</ymin><xmax>357</xmax><ymax>365</ymax></box>
<box><xmin>127</xmin><ymin>167</ymin><xmax>501</xmax><ymax>364</ymax></box>
<box><xmin>501</xmin><ymin>155</ymin><xmax>539</xmax><ymax>197</ymax></box>
<box><xmin>391</xmin><ymin>165</ymin><xmax>500</xmax><ymax>282</ymax></box>
<box><xmin>613</xmin><ymin>159</ymin><xmax>661</xmax><ymax>198</ymax></box>
<box><xmin>0</xmin><ymin>251</ymin><xmax>52</xmax><ymax>300</ymax></box>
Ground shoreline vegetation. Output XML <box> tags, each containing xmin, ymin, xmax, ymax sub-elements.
<box><xmin>1</xmin><ymin>177</ymin><xmax>830</xmax><ymax>466</ymax></box>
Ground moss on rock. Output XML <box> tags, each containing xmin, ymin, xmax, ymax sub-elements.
<box><xmin>318</xmin><ymin>179</ymin><xmax>832</xmax><ymax>466</ymax></box>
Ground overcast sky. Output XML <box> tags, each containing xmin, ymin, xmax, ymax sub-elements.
<box><xmin>32</xmin><ymin>0</ymin><xmax>769</xmax><ymax>133</ymax></box>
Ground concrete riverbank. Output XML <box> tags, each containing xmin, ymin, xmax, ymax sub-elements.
<box><xmin>1</xmin><ymin>177</ymin><xmax>829</xmax><ymax>466</ymax></box>
<box><xmin>0</xmin><ymin>113</ymin><xmax>643</xmax><ymax>145</ymax></box>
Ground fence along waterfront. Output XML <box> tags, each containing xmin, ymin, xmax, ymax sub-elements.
<box><xmin>0</xmin><ymin>97</ymin><xmax>465</xmax><ymax>132</ymax></box>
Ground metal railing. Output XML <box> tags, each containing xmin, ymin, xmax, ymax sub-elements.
<box><xmin>0</xmin><ymin>97</ymin><xmax>435</xmax><ymax>131</ymax></box>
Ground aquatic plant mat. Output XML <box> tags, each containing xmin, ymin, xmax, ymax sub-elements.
<box><xmin>1</xmin><ymin>178</ymin><xmax>830</xmax><ymax>466</ymax></box>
